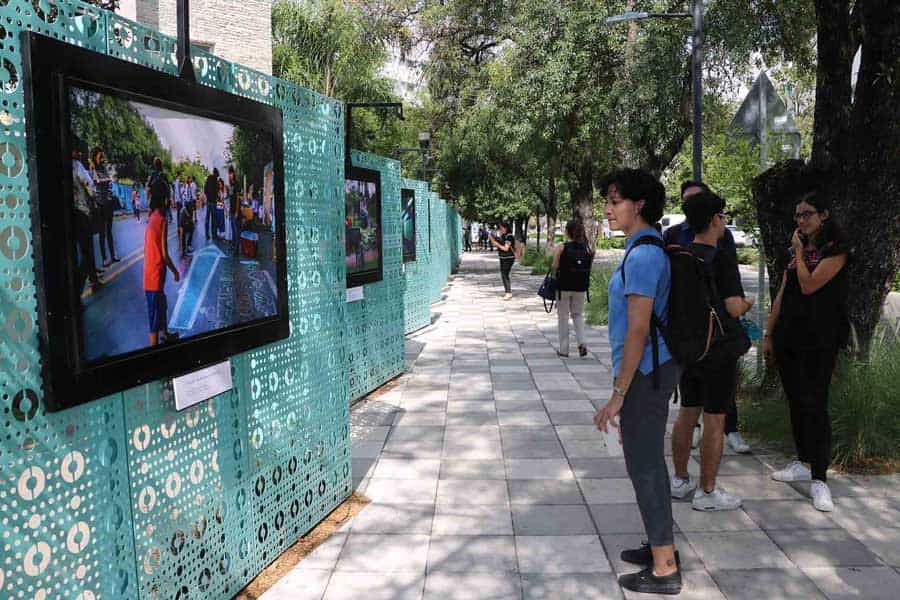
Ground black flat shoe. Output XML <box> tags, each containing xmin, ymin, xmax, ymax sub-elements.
<box><xmin>578</xmin><ymin>344</ymin><xmax>588</xmax><ymax>357</ymax></box>
<box><xmin>619</xmin><ymin>567</ymin><xmax>682</xmax><ymax>595</ymax></box>
<box><xmin>621</xmin><ymin>543</ymin><xmax>680</xmax><ymax>567</ymax></box>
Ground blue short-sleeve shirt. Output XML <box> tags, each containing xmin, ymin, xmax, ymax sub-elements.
<box><xmin>608</xmin><ymin>227</ymin><xmax>673</xmax><ymax>377</ymax></box>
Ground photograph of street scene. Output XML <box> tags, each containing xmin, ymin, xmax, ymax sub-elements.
<box><xmin>68</xmin><ymin>85</ymin><xmax>279</xmax><ymax>363</ymax></box>
<box><xmin>401</xmin><ymin>188</ymin><xmax>416</xmax><ymax>262</ymax></box>
<box><xmin>345</xmin><ymin>177</ymin><xmax>381</xmax><ymax>280</ymax></box>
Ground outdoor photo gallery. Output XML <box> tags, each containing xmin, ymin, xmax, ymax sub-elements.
<box><xmin>68</xmin><ymin>86</ymin><xmax>279</xmax><ymax>363</ymax></box>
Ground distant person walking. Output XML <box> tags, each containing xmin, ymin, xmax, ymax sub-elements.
<box><xmin>132</xmin><ymin>187</ymin><xmax>142</xmax><ymax>221</ymax></box>
<box><xmin>91</xmin><ymin>147</ymin><xmax>119</xmax><ymax>267</ymax></box>
<box><xmin>490</xmin><ymin>223</ymin><xmax>516</xmax><ymax>300</ymax></box>
<box><xmin>480</xmin><ymin>227</ymin><xmax>489</xmax><ymax>250</ymax></box>
<box><xmin>766</xmin><ymin>192</ymin><xmax>849</xmax><ymax>513</ymax></box>
<box><xmin>71</xmin><ymin>148</ymin><xmax>102</xmax><ymax>294</ymax></box>
<box><xmin>204</xmin><ymin>168</ymin><xmax>219</xmax><ymax>240</ymax></box>
<box><xmin>463</xmin><ymin>225</ymin><xmax>472</xmax><ymax>252</ymax></box>
<box><xmin>144</xmin><ymin>183</ymin><xmax>180</xmax><ymax>347</ymax></box>
<box><xmin>552</xmin><ymin>219</ymin><xmax>594</xmax><ymax>358</ymax></box>
<box><xmin>594</xmin><ymin>168</ymin><xmax>681</xmax><ymax>596</ymax></box>
<box><xmin>146</xmin><ymin>158</ymin><xmax>170</xmax><ymax>227</ymax></box>
<box><xmin>228</xmin><ymin>166</ymin><xmax>241</xmax><ymax>255</ymax></box>
<box><xmin>670</xmin><ymin>191</ymin><xmax>754</xmax><ymax>512</ymax></box>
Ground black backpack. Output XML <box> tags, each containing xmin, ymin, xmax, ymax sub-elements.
<box><xmin>622</xmin><ymin>236</ymin><xmax>750</xmax><ymax>387</ymax></box>
<box><xmin>558</xmin><ymin>242</ymin><xmax>592</xmax><ymax>292</ymax></box>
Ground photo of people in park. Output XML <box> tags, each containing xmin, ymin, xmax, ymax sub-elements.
<box><xmin>401</xmin><ymin>188</ymin><xmax>416</xmax><ymax>262</ymax></box>
<box><xmin>345</xmin><ymin>178</ymin><xmax>381</xmax><ymax>278</ymax></box>
<box><xmin>67</xmin><ymin>85</ymin><xmax>279</xmax><ymax>363</ymax></box>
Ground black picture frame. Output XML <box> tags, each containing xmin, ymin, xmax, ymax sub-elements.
<box><xmin>22</xmin><ymin>33</ymin><xmax>290</xmax><ymax>412</ymax></box>
<box><xmin>401</xmin><ymin>188</ymin><xmax>416</xmax><ymax>263</ymax></box>
<box><xmin>344</xmin><ymin>166</ymin><xmax>383</xmax><ymax>287</ymax></box>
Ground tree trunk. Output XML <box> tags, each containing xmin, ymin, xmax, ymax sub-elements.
<box><xmin>753</xmin><ymin>0</ymin><xmax>900</xmax><ymax>350</ymax></box>
<box><xmin>546</xmin><ymin>163</ymin><xmax>558</xmax><ymax>252</ymax></box>
<box><xmin>570</xmin><ymin>158</ymin><xmax>592</xmax><ymax>223</ymax></box>
<box><xmin>536</xmin><ymin>210</ymin><xmax>541</xmax><ymax>248</ymax></box>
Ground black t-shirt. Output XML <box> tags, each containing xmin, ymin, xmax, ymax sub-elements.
<box><xmin>497</xmin><ymin>233</ymin><xmax>516</xmax><ymax>260</ymax></box>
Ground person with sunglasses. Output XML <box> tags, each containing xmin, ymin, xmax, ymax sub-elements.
<box><xmin>765</xmin><ymin>192</ymin><xmax>850</xmax><ymax>512</ymax></box>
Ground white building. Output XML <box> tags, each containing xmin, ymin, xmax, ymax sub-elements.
<box><xmin>118</xmin><ymin>0</ymin><xmax>273</xmax><ymax>75</ymax></box>
<box><xmin>381</xmin><ymin>41</ymin><xmax>429</xmax><ymax>105</ymax></box>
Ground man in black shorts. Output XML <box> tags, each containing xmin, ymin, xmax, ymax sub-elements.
<box><xmin>670</xmin><ymin>191</ymin><xmax>755</xmax><ymax>511</ymax></box>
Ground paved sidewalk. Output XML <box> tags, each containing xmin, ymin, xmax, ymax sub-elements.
<box><xmin>263</xmin><ymin>251</ymin><xmax>900</xmax><ymax>599</ymax></box>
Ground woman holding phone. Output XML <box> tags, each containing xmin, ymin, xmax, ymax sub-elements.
<box><xmin>764</xmin><ymin>192</ymin><xmax>849</xmax><ymax>512</ymax></box>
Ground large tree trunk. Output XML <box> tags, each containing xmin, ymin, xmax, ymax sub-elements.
<box><xmin>754</xmin><ymin>0</ymin><xmax>900</xmax><ymax>349</ymax></box>
<box><xmin>546</xmin><ymin>165</ymin><xmax>558</xmax><ymax>252</ymax></box>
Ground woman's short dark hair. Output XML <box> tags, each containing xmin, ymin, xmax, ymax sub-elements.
<box><xmin>798</xmin><ymin>192</ymin><xmax>848</xmax><ymax>251</ymax></box>
<box><xmin>683</xmin><ymin>191</ymin><xmax>726</xmax><ymax>234</ymax></box>
<box><xmin>598</xmin><ymin>168</ymin><xmax>666</xmax><ymax>224</ymax></box>
<box><xmin>498</xmin><ymin>222</ymin><xmax>510</xmax><ymax>232</ymax></box>
<box><xmin>149</xmin><ymin>193</ymin><xmax>166</xmax><ymax>212</ymax></box>
<box><xmin>565</xmin><ymin>219</ymin><xmax>588</xmax><ymax>245</ymax></box>
<box><xmin>680</xmin><ymin>180</ymin><xmax>709</xmax><ymax>197</ymax></box>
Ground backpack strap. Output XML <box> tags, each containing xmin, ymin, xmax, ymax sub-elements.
<box><xmin>620</xmin><ymin>235</ymin><xmax>667</xmax><ymax>389</ymax></box>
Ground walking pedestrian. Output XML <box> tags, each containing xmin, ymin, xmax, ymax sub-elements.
<box><xmin>594</xmin><ymin>168</ymin><xmax>681</xmax><ymax>595</ymax></box>
<box><xmin>204</xmin><ymin>168</ymin><xmax>219</xmax><ymax>240</ymax></box>
<box><xmin>463</xmin><ymin>225</ymin><xmax>472</xmax><ymax>252</ymax></box>
<box><xmin>146</xmin><ymin>157</ymin><xmax>170</xmax><ymax>229</ymax></box>
<box><xmin>480</xmin><ymin>226</ymin><xmax>489</xmax><ymax>251</ymax></box>
<box><xmin>766</xmin><ymin>192</ymin><xmax>849</xmax><ymax>512</ymax></box>
<box><xmin>670</xmin><ymin>191</ymin><xmax>755</xmax><ymax>511</ymax></box>
<box><xmin>144</xmin><ymin>188</ymin><xmax>180</xmax><ymax>347</ymax></box>
<box><xmin>664</xmin><ymin>180</ymin><xmax>750</xmax><ymax>453</ymax></box>
<box><xmin>132</xmin><ymin>187</ymin><xmax>142</xmax><ymax>221</ymax></box>
<box><xmin>228</xmin><ymin>166</ymin><xmax>241</xmax><ymax>255</ymax></box>
<box><xmin>71</xmin><ymin>148</ymin><xmax>102</xmax><ymax>294</ymax></box>
<box><xmin>91</xmin><ymin>147</ymin><xmax>119</xmax><ymax>267</ymax></box>
<box><xmin>552</xmin><ymin>219</ymin><xmax>593</xmax><ymax>358</ymax></box>
<box><xmin>489</xmin><ymin>223</ymin><xmax>516</xmax><ymax>300</ymax></box>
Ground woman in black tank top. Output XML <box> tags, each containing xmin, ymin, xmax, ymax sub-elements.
<box><xmin>552</xmin><ymin>220</ymin><xmax>594</xmax><ymax>357</ymax></box>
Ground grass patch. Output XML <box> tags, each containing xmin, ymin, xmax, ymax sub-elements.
<box><xmin>737</xmin><ymin>248</ymin><xmax>759</xmax><ymax>266</ymax></box>
<box><xmin>519</xmin><ymin>246</ymin><xmax>553</xmax><ymax>275</ymax></box>
<box><xmin>738</xmin><ymin>336</ymin><xmax>900</xmax><ymax>473</ymax></box>
<box><xmin>585</xmin><ymin>265</ymin><xmax>614</xmax><ymax>326</ymax></box>
<box><xmin>596</xmin><ymin>237</ymin><xmax>626</xmax><ymax>250</ymax></box>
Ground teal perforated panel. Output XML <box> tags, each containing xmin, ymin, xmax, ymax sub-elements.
<box><xmin>0</xmin><ymin>3</ymin><xmax>351</xmax><ymax>598</ymax></box>
<box><xmin>400</xmin><ymin>178</ymin><xmax>432</xmax><ymax>334</ymax></box>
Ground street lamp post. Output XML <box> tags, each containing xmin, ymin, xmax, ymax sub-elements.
<box><xmin>606</xmin><ymin>0</ymin><xmax>703</xmax><ymax>182</ymax></box>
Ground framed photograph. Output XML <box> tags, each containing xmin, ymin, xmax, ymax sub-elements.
<box><xmin>401</xmin><ymin>188</ymin><xmax>416</xmax><ymax>262</ymax></box>
<box><xmin>344</xmin><ymin>166</ymin><xmax>383</xmax><ymax>287</ymax></box>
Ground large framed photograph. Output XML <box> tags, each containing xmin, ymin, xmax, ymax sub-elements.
<box><xmin>345</xmin><ymin>166</ymin><xmax>383</xmax><ymax>287</ymax></box>
<box><xmin>401</xmin><ymin>188</ymin><xmax>416</xmax><ymax>263</ymax></box>
<box><xmin>23</xmin><ymin>33</ymin><xmax>289</xmax><ymax>411</ymax></box>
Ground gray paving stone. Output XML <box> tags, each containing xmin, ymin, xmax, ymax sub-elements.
<box><xmin>363</xmin><ymin>479</ymin><xmax>438</xmax><ymax>504</ymax></box>
<box><xmin>671</xmin><ymin>504</ymin><xmax>760</xmax><ymax>532</ymax></box>
<box><xmin>548</xmin><ymin>411</ymin><xmax>598</xmax><ymax>425</ymax></box>
<box><xmin>602</xmin><ymin>533</ymin><xmax>704</xmax><ymax>574</ymax></box>
<box><xmin>442</xmin><ymin>436</ymin><xmax>504</xmax><ymax>459</ymax></box>
<box><xmin>495</xmin><ymin>398</ymin><xmax>545</xmax><ymax>411</ymax></box>
<box><xmin>393</xmin><ymin>412</ymin><xmax>448</xmax><ymax>427</ymax></box>
<box><xmin>499</xmin><ymin>426</ymin><xmax>558</xmax><ymax>442</ymax></box>
<box><xmin>432</xmin><ymin>504</ymin><xmax>514</xmax><ymax>535</ymax></box>
<box><xmin>350</xmin><ymin>503</ymin><xmax>435</xmax><ymax>534</ymax></box>
<box><xmin>446</xmin><ymin>400</ymin><xmax>496</xmax><ymax>413</ymax></box>
<box><xmin>555</xmin><ymin>425</ymin><xmax>601</xmax><ymax>441</ymax></box>
<box><xmin>497</xmin><ymin>411</ymin><xmax>552</xmax><ymax>427</ymax></box>
<box><xmin>508</xmin><ymin>479</ymin><xmax>585</xmax><ymax>505</ymax></box>
<box><xmin>352</xmin><ymin>425</ymin><xmax>392</xmax><ymax>443</ymax></box>
<box><xmin>539</xmin><ymin>389</ymin><xmax>590</xmax><ymax>401</ymax></box>
<box><xmin>768</xmin><ymin>529</ymin><xmax>885</xmax><ymax>568</ymax></box>
<box><xmin>512</xmin><ymin>504</ymin><xmax>597</xmax><ymax>535</ymax></box>
<box><xmin>570</xmin><ymin>458</ymin><xmax>629</xmax><ymax>479</ymax></box>
<box><xmin>520</xmin><ymin>573</ymin><xmax>624</xmax><ymax>600</ymax></box>
<box><xmin>436</xmin><ymin>479</ymin><xmax>510</xmax><ymax>505</ymax></box>
<box><xmin>686</xmin><ymin>530</ymin><xmax>795</xmax><ymax>570</ymax></box>
<box><xmin>439</xmin><ymin>459</ymin><xmax>507</xmax><ymax>480</ymax></box>
<box><xmin>829</xmin><ymin>497</ymin><xmax>900</xmax><ymax>537</ymax></box>
<box><xmin>543</xmin><ymin>399</ymin><xmax>596</xmax><ymax>413</ymax></box>
<box><xmin>561</xmin><ymin>437</ymin><xmax>609</xmax><ymax>458</ymax></box>
<box><xmin>849</xmin><ymin>528</ymin><xmax>900</xmax><ymax>567</ymax></box>
<box><xmin>290</xmin><ymin>531</ymin><xmax>349</xmax><ymax>571</ymax></box>
<box><xmin>715</xmin><ymin>475</ymin><xmax>805</xmax><ymax>500</ymax></box>
<box><xmin>381</xmin><ymin>437</ymin><xmax>445</xmax><ymax>458</ymax></box>
<box><xmin>802</xmin><ymin>566</ymin><xmax>900</xmax><ymax>599</ymax></box>
<box><xmin>506</xmin><ymin>459</ymin><xmax>574</xmax><ymax>480</ymax></box>
<box><xmin>372</xmin><ymin>458</ymin><xmax>441</xmax><ymax>480</ymax></box>
<box><xmin>426</xmin><ymin>535</ymin><xmax>518</xmax><ymax>572</ymax></box>
<box><xmin>323</xmin><ymin>570</ymin><xmax>425</xmax><ymax>600</ymax></box>
<box><xmin>335</xmin><ymin>534</ymin><xmax>430</xmax><ymax>572</ymax></box>
<box><xmin>387</xmin><ymin>426</ymin><xmax>446</xmax><ymax>442</ymax></box>
<box><xmin>423</xmin><ymin>571</ymin><xmax>522</xmax><ymax>599</ymax></box>
<box><xmin>446</xmin><ymin>411</ymin><xmax>499</xmax><ymax>427</ymax></box>
<box><xmin>352</xmin><ymin>458</ymin><xmax>378</xmax><ymax>480</ymax></box>
<box><xmin>711</xmin><ymin>568</ymin><xmax>826</xmax><ymax>600</ymax></box>
<box><xmin>399</xmin><ymin>397</ymin><xmax>448</xmax><ymax>412</ymax></box>
<box><xmin>579</xmin><ymin>478</ymin><xmax>638</xmax><ymax>504</ymax></box>
<box><xmin>742</xmin><ymin>500</ymin><xmax>838</xmax><ymax>531</ymax></box>
<box><xmin>590</xmin><ymin>503</ymin><xmax>657</xmax><ymax>535</ymax></box>
<box><xmin>715</xmin><ymin>455</ymin><xmax>771</xmax><ymax>475</ymax></box>
<box><xmin>516</xmin><ymin>535</ymin><xmax>612</xmax><ymax>573</ymax></box>
<box><xmin>501</xmin><ymin>438</ymin><xmax>566</xmax><ymax>459</ymax></box>
<box><xmin>262</xmin><ymin>568</ymin><xmax>331</xmax><ymax>600</ymax></box>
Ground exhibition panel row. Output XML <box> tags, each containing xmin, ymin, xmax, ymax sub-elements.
<box><xmin>0</xmin><ymin>2</ymin><xmax>461</xmax><ymax>598</ymax></box>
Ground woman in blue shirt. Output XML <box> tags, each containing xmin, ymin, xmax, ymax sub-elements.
<box><xmin>594</xmin><ymin>169</ymin><xmax>681</xmax><ymax>596</ymax></box>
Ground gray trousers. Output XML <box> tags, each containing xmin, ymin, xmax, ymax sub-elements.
<box><xmin>557</xmin><ymin>291</ymin><xmax>586</xmax><ymax>355</ymax></box>
<box><xmin>620</xmin><ymin>359</ymin><xmax>679</xmax><ymax>547</ymax></box>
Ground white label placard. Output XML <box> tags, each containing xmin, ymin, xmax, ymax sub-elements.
<box><xmin>346</xmin><ymin>286</ymin><xmax>365</xmax><ymax>303</ymax></box>
<box><xmin>173</xmin><ymin>360</ymin><xmax>233</xmax><ymax>411</ymax></box>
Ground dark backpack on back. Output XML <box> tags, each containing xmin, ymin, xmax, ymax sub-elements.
<box><xmin>622</xmin><ymin>236</ymin><xmax>750</xmax><ymax>387</ymax></box>
<box><xmin>558</xmin><ymin>242</ymin><xmax>592</xmax><ymax>292</ymax></box>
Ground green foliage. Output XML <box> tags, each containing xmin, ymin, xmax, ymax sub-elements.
<box><xmin>585</xmin><ymin>266</ymin><xmax>614</xmax><ymax>326</ymax></box>
<box><xmin>737</xmin><ymin>248</ymin><xmax>760</xmax><ymax>266</ymax></box>
<box><xmin>68</xmin><ymin>88</ymin><xmax>171</xmax><ymax>182</ymax></box>
<box><xmin>529</xmin><ymin>252</ymin><xmax>553</xmax><ymax>276</ymax></box>
<box><xmin>226</xmin><ymin>128</ymin><xmax>274</xmax><ymax>195</ymax></box>
<box><xmin>739</xmin><ymin>337</ymin><xmax>900</xmax><ymax>472</ymax></box>
<box><xmin>893</xmin><ymin>271</ymin><xmax>900</xmax><ymax>292</ymax></box>
<box><xmin>596</xmin><ymin>237</ymin><xmax>626</xmax><ymax>250</ymax></box>
<box><xmin>169</xmin><ymin>157</ymin><xmax>209</xmax><ymax>191</ymax></box>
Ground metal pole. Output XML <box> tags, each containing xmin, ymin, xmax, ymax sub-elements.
<box><xmin>756</xmin><ymin>75</ymin><xmax>768</xmax><ymax>371</ymax></box>
<box><xmin>176</xmin><ymin>0</ymin><xmax>196</xmax><ymax>81</ymax></box>
<box><xmin>691</xmin><ymin>0</ymin><xmax>703</xmax><ymax>181</ymax></box>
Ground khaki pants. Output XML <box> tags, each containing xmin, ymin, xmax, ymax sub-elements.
<box><xmin>557</xmin><ymin>290</ymin><xmax>586</xmax><ymax>355</ymax></box>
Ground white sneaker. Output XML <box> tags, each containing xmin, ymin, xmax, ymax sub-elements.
<box><xmin>811</xmin><ymin>480</ymin><xmax>834</xmax><ymax>512</ymax></box>
<box><xmin>691</xmin><ymin>425</ymin><xmax>701</xmax><ymax>449</ymax></box>
<box><xmin>671</xmin><ymin>475</ymin><xmax>697</xmax><ymax>499</ymax></box>
<box><xmin>772</xmin><ymin>461</ymin><xmax>812</xmax><ymax>482</ymax></box>
<box><xmin>692</xmin><ymin>487</ymin><xmax>743</xmax><ymax>511</ymax></box>
<box><xmin>726</xmin><ymin>432</ymin><xmax>751</xmax><ymax>454</ymax></box>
